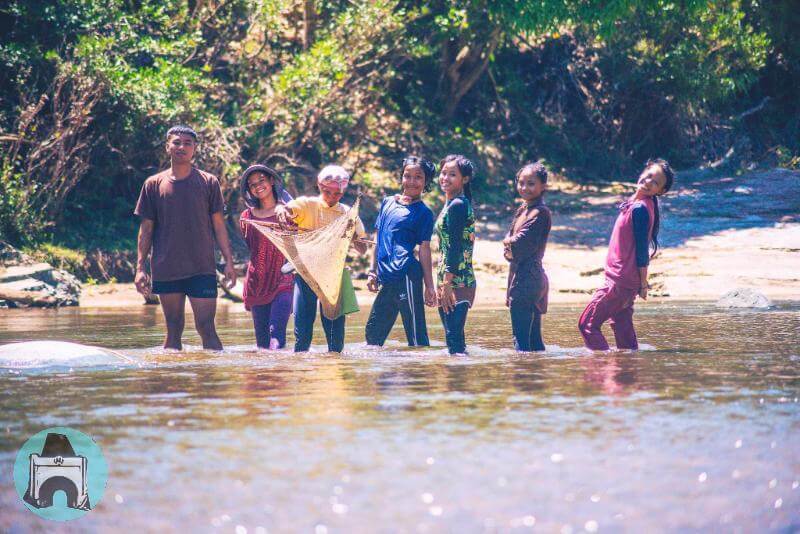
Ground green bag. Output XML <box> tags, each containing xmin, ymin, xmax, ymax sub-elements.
<box><xmin>336</xmin><ymin>269</ymin><xmax>360</xmax><ymax>318</ymax></box>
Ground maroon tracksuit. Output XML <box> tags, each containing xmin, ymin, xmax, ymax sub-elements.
<box><xmin>579</xmin><ymin>197</ymin><xmax>654</xmax><ymax>350</ymax></box>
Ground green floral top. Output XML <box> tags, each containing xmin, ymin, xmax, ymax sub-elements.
<box><xmin>434</xmin><ymin>195</ymin><xmax>476</xmax><ymax>287</ymax></box>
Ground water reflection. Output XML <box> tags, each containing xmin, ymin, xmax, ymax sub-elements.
<box><xmin>581</xmin><ymin>355</ymin><xmax>639</xmax><ymax>396</ymax></box>
<box><xmin>0</xmin><ymin>303</ymin><xmax>798</xmax><ymax>531</ymax></box>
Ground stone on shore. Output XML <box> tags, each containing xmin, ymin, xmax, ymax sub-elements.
<box><xmin>0</xmin><ymin>242</ymin><xmax>81</xmax><ymax>308</ymax></box>
<box><xmin>716</xmin><ymin>288</ymin><xmax>772</xmax><ymax>309</ymax></box>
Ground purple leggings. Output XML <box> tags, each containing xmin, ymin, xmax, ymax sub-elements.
<box><xmin>578</xmin><ymin>282</ymin><xmax>639</xmax><ymax>351</ymax></box>
<box><xmin>251</xmin><ymin>290</ymin><xmax>293</xmax><ymax>349</ymax></box>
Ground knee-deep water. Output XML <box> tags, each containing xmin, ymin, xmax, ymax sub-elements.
<box><xmin>0</xmin><ymin>302</ymin><xmax>798</xmax><ymax>532</ymax></box>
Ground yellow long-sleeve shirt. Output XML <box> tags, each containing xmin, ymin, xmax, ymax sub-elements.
<box><xmin>287</xmin><ymin>196</ymin><xmax>367</xmax><ymax>237</ymax></box>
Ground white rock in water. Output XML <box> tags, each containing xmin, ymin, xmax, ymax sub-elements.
<box><xmin>716</xmin><ymin>288</ymin><xmax>772</xmax><ymax>308</ymax></box>
<box><xmin>0</xmin><ymin>341</ymin><xmax>126</xmax><ymax>368</ymax></box>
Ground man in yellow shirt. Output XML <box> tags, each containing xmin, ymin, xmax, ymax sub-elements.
<box><xmin>277</xmin><ymin>165</ymin><xmax>368</xmax><ymax>352</ymax></box>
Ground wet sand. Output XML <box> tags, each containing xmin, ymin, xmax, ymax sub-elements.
<box><xmin>472</xmin><ymin>222</ymin><xmax>800</xmax><ymax>306</ymax></box>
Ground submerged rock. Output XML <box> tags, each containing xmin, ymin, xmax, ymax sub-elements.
<box><xmin>0</xmin><ymin>242</ymin><xmax>81</xmax><ymax>308</ymax></box>
<box><xmin>716</xmin><ymin>288</ymin><xmax>772</xmax><ymax>308</ymax></box>
<box><xmin>0</xmin><ymin>341</ymin><xmax>127</xmax><ymax>368</ymax></box>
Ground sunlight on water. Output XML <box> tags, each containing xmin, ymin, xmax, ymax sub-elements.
<box><xmin>0</xmin><ymin>302</ymin><xmax>798</xmax><ymax>531</ymax></box>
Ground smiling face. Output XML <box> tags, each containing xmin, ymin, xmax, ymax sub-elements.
<box><xmin>247</xmin><ymin>172</ymin><xmax>274</xmax><ymax>202</ymax></box>
<box><xmin>636</xmin><ymin>163</ymin><xmax>668</xmax><ymax>197</ymax></box>
<box><xmin>439</xmin><ymin>161</ymin><xmax>467</xmax><ymax>198</ymax></box>
<box><xmin>401</xmin><ymin>164</ymin><xmax>426</xmax><ymax>200</ymax></box>
<box><xmin>318</xmin><ymin>181</ymin><xmax>344</xmax><ymax>207</ymax></box>
<box><xmin>166</xmin><ymin>133</ymin><xmax>195</xmax><ymax>164</ymax></box>
<box><xmin>517</xmin><ymin>168</ymin><xmax>545</xmax><ymax>203</ymax></box>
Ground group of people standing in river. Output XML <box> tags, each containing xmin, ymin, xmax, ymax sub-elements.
<box><xmin>134</xmin><ymin>125</ymin><xmax>674</xmax><ymax>355</ymax></box>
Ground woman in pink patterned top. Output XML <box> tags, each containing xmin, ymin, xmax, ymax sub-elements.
<box><xmin>239</xmin><ymin>165</ymin><xmax>294</xmax><ymax>349</ymax></box>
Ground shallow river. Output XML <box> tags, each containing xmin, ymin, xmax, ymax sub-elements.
<box><xmin>1</xmin><ymin>302</ymin><xmax>798</xmax><ymax>532</ymax></box>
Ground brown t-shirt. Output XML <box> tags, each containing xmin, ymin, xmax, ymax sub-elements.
<box><xmin>134</xmin><ymin>168</ymin><xmax>224</xmax><ymax>282</ymax></box>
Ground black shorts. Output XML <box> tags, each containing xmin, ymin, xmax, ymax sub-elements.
<box><xmin>151</xmin><ymin>274</ymin><xmax>218</xmax><ymax>298</ymax></box>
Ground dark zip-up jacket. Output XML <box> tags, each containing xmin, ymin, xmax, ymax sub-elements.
<box><xmin>504</xmin><ymin>197</ymin><xmax>551</xmax><ymax>312</ymax></box>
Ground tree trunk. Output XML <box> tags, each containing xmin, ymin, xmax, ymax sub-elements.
<box><xmin>440</xmin><ymin>28</ymin><xmax>502</xmax><ymax>118</ymax></box>
<box><xmin>302</xmin><ymin>0</ymin><xmax>316</xmax><ymax>50</ymax></box>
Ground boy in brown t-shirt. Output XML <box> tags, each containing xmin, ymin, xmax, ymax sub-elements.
<box><xmin>134</xmin><ymin>125</ymin><xmax>236</xmax><ymax>350</ymax></box>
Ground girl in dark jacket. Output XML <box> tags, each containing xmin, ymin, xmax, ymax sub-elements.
<box><xmin>504</xmin><ymin>162</ymin><xmax>552</xmax><ymax>352</ymax></box>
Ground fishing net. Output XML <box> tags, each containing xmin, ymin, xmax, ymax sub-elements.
<box><xmin>244</xmin><ymin>197</ymin><xmax>362</xmax><ymax>319</ymax></box>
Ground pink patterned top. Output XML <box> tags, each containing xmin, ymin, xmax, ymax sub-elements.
<box><xmin>239</xmin><ymin>209</ymin><xmax>294</xmax><ymax>310</ymax></box>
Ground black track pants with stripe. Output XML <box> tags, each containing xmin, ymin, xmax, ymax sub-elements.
<box><xmin>365</xmin><ymin>269</ymin><xmax>429</xmax><ymax>347</ymax></box>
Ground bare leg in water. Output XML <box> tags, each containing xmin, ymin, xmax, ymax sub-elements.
<box><xmin>189</xmin><ymin>296</ymin><xmax>223</xmax><ymax>350</ymax></box>
<box><xmin>159</xmin><ymin>293</ymin><xmax>186</xmax><ymax>350</ymax></box>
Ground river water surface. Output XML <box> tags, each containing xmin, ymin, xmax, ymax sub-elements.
<box><xmin>1</xmin><ymin>303</ymin><xmax>798</xmax><ymax>532</ymax></box>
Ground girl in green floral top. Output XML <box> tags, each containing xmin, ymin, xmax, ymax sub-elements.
<box><xmin>435</xmin><ymin>154</ymin><xmax>476</xmax><ymax>354</ymax></box>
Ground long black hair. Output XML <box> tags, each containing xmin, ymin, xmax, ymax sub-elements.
<box><xmin>439</xmin><ymin>154</ymin><xmax>475</xmax><ymax>201</ymax></box>
<box><xmin>645</xmin><ymin>158</ymin><xmax>675</xmax><ymax>258</ymax></box>
<box><xmin>401</xmin><ymin>156</ymin><xmax>436</xmax><ymax>192</ymax></box>
<box><xmin>239</xmin><ymin>164</ymin><xmax>284</xmax><ymax>209</ymax></box>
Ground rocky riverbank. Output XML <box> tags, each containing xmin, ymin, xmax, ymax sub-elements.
<box><xmin>0</xmin><ymin>243</ymin><xmax>81</xmax><ymax>307</ymax></box>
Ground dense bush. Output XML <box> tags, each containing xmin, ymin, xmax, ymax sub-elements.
<box><xmin>0</xmin><ymin>0</ymin><xmax>796</xmax><ymax>250</ymax></box>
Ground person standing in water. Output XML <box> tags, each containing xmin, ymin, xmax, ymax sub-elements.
<box><xmin>434</xmin><ymin>154</ymin><xmax>477</xmax><ymax>355</ymax></box>
<box><xmin>276</xmin><ymin>165</ymin><xmax>368</xmax><ymax>353</ymax></box>
<box><xmin>365</xmin><ymin>156</ymin><xmax>437</xmax><ymax>347</ymax></box>
<box><xmin>504</xmin><ymin>162</ymin><xmax>552</xmax><ymax>352</ymax></box>
<box><xmin>134</xmin><ymin>125</ymin><xmax>237</xmax><ymax>350</ymax></box>
<box><xmin>239</xmin><ymin>164</ymin><xmax>294</xmax><ymax>350</ymax></box>
<box><xmin>578</xmin><ymin>158</ymin><xmax>674</xmax><ymax>351</ymax></box>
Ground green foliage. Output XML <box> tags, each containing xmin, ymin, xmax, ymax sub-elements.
<box><xmin>775</xmin><ymin>146</ymin><xmax>800</xmax><ymax>170</ymax></box>
<box><xmin>610</xmin><ymin>1</ymin><xmax>769</xmax><ymax>105</ymax></box>
<box><xmin>261</xmin><ymin>0</ymin><xmax>425</xmax><ymax>164</ymax></box>
<box><xmin>24</xmin><ymin>243</ymin><xmax>86</xmax><ymax>274</ymax></box>
<box><xmin>0</xmin><ymin>166</ymin><xmax>48</xmax><ymax>245</ymax></box>
<box><xmin>73</xmin><ymin>23</ymin><xmax>213</xmax><ymax>122</ymax></box>
<box><xmin>0</xmin><ymin>0</ymin><xmax>795</xmax><ymax>255</ymax></box>
<box><xmin>273</xmin><ymin>38</ymin><xmax>349</xmax><ymax>117</ymax></box>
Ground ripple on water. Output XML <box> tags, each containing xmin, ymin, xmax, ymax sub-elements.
<box><xmin>0</xmin><ymin>304</ymin><xmax>798</xmax><ymax>531</ymax></box>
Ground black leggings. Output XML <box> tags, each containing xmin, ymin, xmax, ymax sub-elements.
<box><xmin>438</xmin><ymin>301</ymin><xmax>470</xmax><ymax>354</ymax></box>
<box><xmin>510</xmin><ymin>302</ymin><xmax>545</xmax><ymax>352</ymax></box>
<box><xmin>365</xmin><ymin>270</ymin><xmax>429</xmax><ymax>347</ymax></box>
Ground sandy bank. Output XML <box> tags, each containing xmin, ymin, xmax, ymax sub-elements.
<box><xmin>80</xmin><ymin>221</ymin><xmax>799</xmax><ymax>309</ymax></box>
